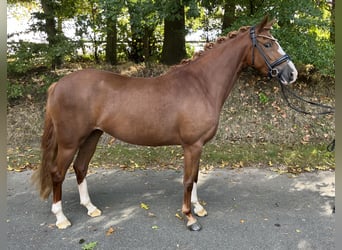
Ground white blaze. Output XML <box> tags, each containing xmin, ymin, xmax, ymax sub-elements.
<box><xmin>276</xmin><ymin>41</ymin><xmax>298</xmax><ymax>83</ymax></box>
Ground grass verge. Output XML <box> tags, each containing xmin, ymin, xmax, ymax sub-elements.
<box><xmin>7</xmin><ymin>142</ymin><xmax>334</xmax><ymax>174</ymax></box>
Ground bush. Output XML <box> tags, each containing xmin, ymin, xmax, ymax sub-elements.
<box><xmin>7</xmin><ymin>41</ymin><xmax>49</xmax><ymax>75</ymax></box>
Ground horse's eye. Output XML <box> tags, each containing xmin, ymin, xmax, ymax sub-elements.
<box><xmin>264</xmin><ymin>42</ymin><xmax>272</xmax><ymax>48</ymax></box>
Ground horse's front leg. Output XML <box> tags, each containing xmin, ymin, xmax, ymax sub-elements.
<box><xmin>191</xmin><ymin>182</ymin><xmax>208</xmax><ymax>217</ymax></box>
<box><xmin>182</xmin><ymin>143</ymin><xmax>203</xmax><ymax>231</ymax></box>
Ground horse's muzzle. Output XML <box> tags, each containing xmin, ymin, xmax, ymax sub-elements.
<box><xmin>277</xmin><ymin>60</ymin><xmax>298</xmax><ymax>85</ymax></box>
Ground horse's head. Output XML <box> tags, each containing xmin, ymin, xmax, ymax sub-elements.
<box><xmin>248</xmin><ymin>16</ymin><xmax>298</xmax><ymax>84</ymax></box>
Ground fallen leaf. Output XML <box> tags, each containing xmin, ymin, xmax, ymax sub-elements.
<box><xmin>148</xmin><ymin>212</ymin><xmax>156</xmax><ymax>217</ymax></box>
<box><xmin>140</xmin><ymin>202</ymin><xmax>149</xmax><ymax>210</ymax></box>
<box><xmin>108</xmin><ymin>137</ymin><xmax>116</xmax><ymax>145</ymax></box>
<box><xmin>152</xmin><ymin>225</ymin><xmax>159</xmax><ymax>230</ymax></box>
<box><xmin>296</xmin><ymin>229</ymin><xmax>301</xmax><ymax>233</ymax></box>
<box><xmin>240</xmin><ymin>219</ymin><xmax>246</xmax><ymax>224</ymax></box>
<box><xmin>106</xmin><ymin>226</ymin><xmax>116</xmax><ymax>236</ymax></box>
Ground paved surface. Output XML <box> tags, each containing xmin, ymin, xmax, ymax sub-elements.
<box><xmin>7</xmin><ymin>167</ymin><xmax>335</xmax><ymax>250</ymax></box>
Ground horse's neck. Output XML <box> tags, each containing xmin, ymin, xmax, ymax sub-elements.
<box><xmin>190</xmin><ymin>35</ymin><xmax>249</xmax><ymax>110</ymax></box>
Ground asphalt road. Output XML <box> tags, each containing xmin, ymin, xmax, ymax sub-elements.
<box><xmin>7</xmin><ymin>167</ymin><xmax>335</xmax><ymax>250</ymax></box>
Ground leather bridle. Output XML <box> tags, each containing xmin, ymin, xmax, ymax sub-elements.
<box><xmin>250</xmin><ymin>26</ymin><xmax>290</xmax><ymax>78</ymax></box>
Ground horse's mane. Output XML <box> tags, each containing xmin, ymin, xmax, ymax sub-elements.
<box><xmin>173</xmin><ymin>26</ymin><xmax>250</xmax><ymax>68</ymax></box>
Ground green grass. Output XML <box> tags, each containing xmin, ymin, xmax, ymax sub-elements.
<box><xmin>8</xmin><ymin>142</ymin><xmax>333</xmax><ymax>174</ymax></box>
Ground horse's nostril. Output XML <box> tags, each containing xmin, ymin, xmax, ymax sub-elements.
<box><xmin>290</xmin><ymin>72</ymin><xmax>295</xmax><ymax>80</ymax></box>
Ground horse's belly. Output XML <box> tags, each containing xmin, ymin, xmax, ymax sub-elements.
<box><xmin>100</xmin><ymin>118</ymin><xmax>180</xmax><ymax>146</ymax></box>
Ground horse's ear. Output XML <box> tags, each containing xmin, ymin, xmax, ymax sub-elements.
<box><xmin>265</xmin><ymin>19</ymin><xmax>277</xmax><ymax>30</ymax></box>
<box><xmin>257</xmin><ymin>15</ymin><xmax>270</xmax><ymax>32</ymax></box>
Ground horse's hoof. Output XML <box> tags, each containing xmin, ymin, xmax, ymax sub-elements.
<box><xmin>187</xmin><ymin>221</ymin><xmax>202</xmax><ymax>231</ymax></box>
<box><xmin>193</xmin><ymin>202</ymin><xmax>208</xmax><ymax>217</ymax></box>
<box><xmin>56</xmin><ymin>219</ymin><xmax>71</xmax><ymax>229</ymax></box>
<box><xmin>88</xmin><ymin>208</ymin><xmax>102</xmax><ymax>217</ymax></box>
<box><xmin>195</xmin><ymin>208</ymin><xmax>208</xmax><ymax>217</ymax></box>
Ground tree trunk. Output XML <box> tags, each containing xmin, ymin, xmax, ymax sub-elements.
<box><xmin>161</xmin><ymin>0</ymin><xmax>186</xmax><ymax>65</ymax></box>
<box><xmin>330</xmin><ymin>0</ymin><xmax>335</xmax><ymax>43</ymax></box>
<box><xmin>40</xmin><ymin>0</ymin><xmax>63</xmax><ymax>68</ymax></box>
<box><xmin>222</xmin><ymin>1</ymin><xmax>236</xmax><ymax>33</ymax></box>
<box><xmin>249</xmin><ymin>0</ymin><xmax>255</xmax><ymax>16</ymax></box>
<box><xmin>105</xmin><ymin>16</ymin><xmax>117</xmax><ymax>65</ymax></box>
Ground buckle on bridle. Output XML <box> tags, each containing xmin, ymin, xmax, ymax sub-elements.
<box><xmin>270</xmin><ymin>68</ymin><xmax>279</xmax><ymax>77</ymax></box>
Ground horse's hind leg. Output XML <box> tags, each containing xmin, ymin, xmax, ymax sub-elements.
<box><xmin>73</xmin><ymin>130</ymin><xmax>103</xmax><ymax>217</ymax></box>
<box><xmin>51</xmin><ymin>147</ymin><xmax>78</xmax><ymax>229</ymax></box>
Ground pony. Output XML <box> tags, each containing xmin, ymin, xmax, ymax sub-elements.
<box><xmin>32</xmin><ymin>16</ymin><xmax>297</xmax><ymax>231</ymax></box>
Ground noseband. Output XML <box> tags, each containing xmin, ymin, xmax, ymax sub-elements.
<box><xmin>250</xmin><ymin>26</ymin><xmax>290</xmax><ymax>78</ymax></box>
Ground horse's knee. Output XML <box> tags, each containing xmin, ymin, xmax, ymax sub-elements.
<box><xmin>51</xmin><ymin>169</ymin><xmax>65</xmax><ymax>184</ymax></box>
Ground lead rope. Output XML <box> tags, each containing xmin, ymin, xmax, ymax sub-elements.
<box><xmin>278</xmin><ymin>81</ymin><xmax>335</xmax><ymax>151</ymax></box>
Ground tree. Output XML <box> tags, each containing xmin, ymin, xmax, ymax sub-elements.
<box><xmin>74</xmin><ymin>0</ymin><xmax>106</xmax><ymax>63</ymax></box>
<box><xmin>222</xmin><ymin>0</ymin><xmax>236</xmax><ymax>32</ymax></box>
<box><xmin>101</xmin><ymin>0</ymin><xmax>122</xmax><ymax>65</ymax></box>
<box><xmin>127</xmin><ymin>0</ymin><xmax>160</xmax><ymax>63</ymax></box>
<box><xmin>33</xmin><ymin>0</ymin><xmax>77</xmax><ymax>68</ymax></box>
<box><xmin>39</xmin><ymin>0</ymin><xmax>63</xmax><ymax>68</ymax></box>
<box><xmin>160</xmin><ymin>0</ymin><xmax>186</xmax><ymax>65</ymax></box>
<box><xmin>105</xmin><ymin>16</ymin><xmax>117</xmax><ymax>65</ymax></box>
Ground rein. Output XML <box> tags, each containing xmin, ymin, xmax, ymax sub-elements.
<box><xmin>249</xmin><ymin>26</ymin><xmax>335</xmax><ymax>152</ymax></box>
<box><xmin>279</xmin><ymin>81</ymin><xmax>335</xmax><ymax>152</ymax></box>
<box><xmin>279</xmin><ymin>81</ymin><xmax>335</xmax><ymax>116</ymax></box>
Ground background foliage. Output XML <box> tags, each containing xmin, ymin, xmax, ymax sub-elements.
<box><xmin>7</xmin><ymin>0</ymin><xmax>335</xmax><ymax>76</ymax></box>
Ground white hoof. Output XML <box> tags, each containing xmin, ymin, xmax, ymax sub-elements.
<box><xmin>88</xmin><ymin>207</ymin><xmax>102</xmax><ymax>217</ymax></box>
<box><xmin>195</xmin><ymin>207</ymin><xmax>208</xmax><ymax>217</ymax></box>
<box><xmin>52</xmin><ymin>201</ymin><xmax>71</xmax><ymax>229</ymax></box>
<box><xmin>56</xmin><ymin>218</ymin><xmax>71</xmax><ymax>229</ymax></box>
<box><xmin>193</xmin><ymin>202</ymin><xmax>208</xmax><ymax>217</ymax></box>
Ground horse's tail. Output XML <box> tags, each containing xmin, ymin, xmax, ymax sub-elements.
<box><xmin>32</xmin><ymin>83</ymin><xmax>58</xmax><ymax>200</ymax></box>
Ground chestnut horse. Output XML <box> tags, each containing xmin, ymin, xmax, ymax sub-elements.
<box><xmin>32</xmin><ymin>16</ymin><xmax>297</xmax><ymax>231</ymax></box>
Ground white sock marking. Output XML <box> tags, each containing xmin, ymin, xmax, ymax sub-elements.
<box><xmin>191</xmin><ymin>182</ymin><xmax>199</xmax><ymax>204</ymax></box>
<box><xmin>78</xmin><ymin>178</ymin><xmax>99</xmax><ymax>215</ymax></box>
<box><xmin>191</xmin><ymin>182</ymin><xmax>207</xmax><ymax>216</ymax></box>
<box><xmin>51</xmin><ymin>201</ymin><xmax>71</xmax><ymax>228</ymax></box>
